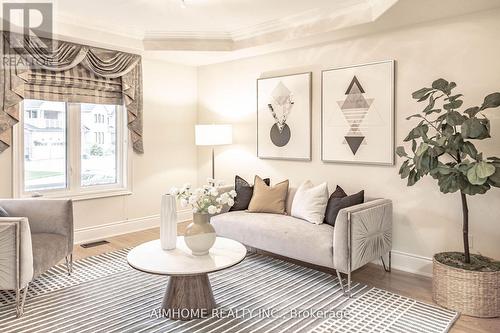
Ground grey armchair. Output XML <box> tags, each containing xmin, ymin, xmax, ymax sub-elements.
<box><xmin>0</xmin><ymin>199</ymin><xmax>74</xmax><ymax>317</ymax></box>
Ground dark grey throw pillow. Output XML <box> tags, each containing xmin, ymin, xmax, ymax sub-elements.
<box><xmin>324</xmin><ymin>186</ymin><xmax>364</xmax><ymax>226</ymax></box>
<box><xmin>0</xmin><ymin>206</ymin><xmax>9</xmax><ymax>217</ymax></box>
<box><xmin>229</xmin><ymin>175</ymin><xmax>270</xmax><ymax>211</ymax></box>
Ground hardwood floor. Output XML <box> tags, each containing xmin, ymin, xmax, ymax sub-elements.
<box><xmin>72</xmin><ymin>222</ymin><xmax>500</xmax><ymax>333</ymax></box>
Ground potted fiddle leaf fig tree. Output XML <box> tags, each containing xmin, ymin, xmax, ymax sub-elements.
<box><xmin>397</xmin><ymin>78</ymin><xmax>500</xmax><ymax>318</ymax></box>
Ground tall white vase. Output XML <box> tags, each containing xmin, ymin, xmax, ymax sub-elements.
<box><xmin>160</xmin><ymin>194</ymin><xmax>177</xmax><ymax>250</ymax></box>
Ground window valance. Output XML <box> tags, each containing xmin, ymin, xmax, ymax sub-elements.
<box><xmin>0</xmin><ymin>32</ymin><xmax>143</xmax><ymax>153</ymax></box>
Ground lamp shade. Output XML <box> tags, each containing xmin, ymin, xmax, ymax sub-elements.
<box><xmin>195</xmin><ymin>124</ymin><xmax>233</xmax><ymax>146</ymax></box>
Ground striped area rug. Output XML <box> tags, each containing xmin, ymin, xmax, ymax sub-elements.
<box><xmin>0</xmin><ymin>249</ymin><xmax>458</xmax><ymax>333</ymax></box>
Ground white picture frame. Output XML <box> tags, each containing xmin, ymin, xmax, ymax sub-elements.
<box><xmin>257</xmin><ymin>72</ymin><xmax>312</xmax><ymax>161</ymax></box>
<box><xmin>321</xmin><ymin>60</ymin><xmax>395</xmax><ymax>165</ymax></box>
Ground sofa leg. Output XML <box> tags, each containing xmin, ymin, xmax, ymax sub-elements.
<box><xmin>15</xmin><ymin>284</ymin><xmax>29</xmax><ymax>318</ymax></box>
<box><xmin>381</xmin><ymin>251</ymin><xmax>391</xmax><ymax>272</ymax></box>
<box><xmin>65</xmin><ymin>253</ymin><xmax>73</xmax><ymax>275</ymax></box>
<box><xmin>335</xmin><ymin>270</ymin><xmax>352</xmax><ymax>298</ymax></box>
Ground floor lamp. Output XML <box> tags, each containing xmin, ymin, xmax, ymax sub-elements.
<box><xmin>195</xmin><ymin>124</ymin><xmax>233</xmax><ymax>180</ymax></box>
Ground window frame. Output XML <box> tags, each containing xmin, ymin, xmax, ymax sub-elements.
<box><xmin>13</xmin><ymin>100</ymin><xmax>132</xmax><ymax>201</ymax></box>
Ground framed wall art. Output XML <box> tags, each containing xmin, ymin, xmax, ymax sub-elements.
<box><xmin>321</xmin><ymin>60</ymin><xmax>395</xmax><ymax>165</ymax></box>
<box><xmin>257</xmin><ymin>72</ymin><xmax>311</xmax><ymax>160</ymax></box>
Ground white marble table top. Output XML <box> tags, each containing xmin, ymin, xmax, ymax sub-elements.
<box><xmin>127</xmin><ymin>236</ymin><xmax>247</xmax><ymax>276</ymax></box>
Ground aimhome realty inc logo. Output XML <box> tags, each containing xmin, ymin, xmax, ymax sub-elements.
<box><xmin>2</xmin><ymin>1</ymin><xmax>53</xmax><ymax>66</ymax></box>
<box><xmin>150</xmin><ymin>307</ymin><xmax>351</xmax><ymax>321</ymax></box>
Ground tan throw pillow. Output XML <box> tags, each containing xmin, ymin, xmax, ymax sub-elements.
<box><xmin>248</xmin><ymin>176</ymin><xmax>289</xmax><ymax>214</ymax></box>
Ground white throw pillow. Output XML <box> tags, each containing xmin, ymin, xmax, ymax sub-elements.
<box><xmin>291</xmin><ymin>180</ymin><xmax>329</xmax><ymax>224</ymax></box>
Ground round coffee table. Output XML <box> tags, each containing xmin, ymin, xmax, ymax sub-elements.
<box><xmin>127</xmin><ymin>236</ymin><xmax>247</xmax><ymax>320</ymax></box>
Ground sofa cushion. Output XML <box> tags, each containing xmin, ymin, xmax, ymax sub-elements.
<box><xmin>248</xmin><ymin>176</ymin><xmax>289</xmax><ymax>214</ymax></box>
<box><xmin>230</xmin><ymin>175</ymin><xmax>270</xmax><ymax>211</ymax></box>
<box><xmin>211</xmin><ymin>211</ymin><xmax>334</xmax><ymax>268</ymax></box>
<box><xmin>291</xmin><ymin>181</ymin><xmax>329</xmax><ymax>225</ymax></box>
<box><xmin>31</xmin><ymin>233</ymin><xmax>68</xmax><ymax>277</ymax></box>
<box><xmin>324</xmin><ymin>187</ymin><xmax>364</xmax><ymax>226</ymax></box>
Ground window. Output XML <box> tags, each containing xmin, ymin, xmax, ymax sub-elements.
<box><xmin>15</xmin><ymin>99</ymin><xmax>130</xmax><ymax>199</ymax></box>
<box><xmin>81</xmin><ymin>104</ymin><xmax>117</xmax><ymax>187</ymax></box>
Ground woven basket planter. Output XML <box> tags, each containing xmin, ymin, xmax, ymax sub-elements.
<box><xmin>433</xmin><ymin>255</ymin><xmax>500</xmax><ymax>317</ymax></box>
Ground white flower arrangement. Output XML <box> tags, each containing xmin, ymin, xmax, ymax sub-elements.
<box><xmin>170</xmin><ymin>178</ymin><xmax>237</xmax><ymax>215</ymax></box>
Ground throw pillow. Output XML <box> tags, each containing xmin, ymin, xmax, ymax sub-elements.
<box><xmin>230</xmin><ymin>175</ymin><xmax>270</xmax><ymax>211</ymax></box>
<box><xmin>324</xmin><ymin>186</ymin><xmax>364</xmax><ymax>226</ymax></box>
<box><xmin>290</xmin><ymin>180</ymin><xmax>329</xmax><ymax>224</ymax></box>
<box><xmin>0</xmin><ymin>206</ymin><xmax>9</xmax><ymax>217</ymax></box>
<box><xmin>248</xmin><ymin>176</ymin><xmax>289</xmax><ymax>214</ymax></box>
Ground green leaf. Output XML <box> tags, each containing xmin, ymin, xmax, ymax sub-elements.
<box><xmin>480</xmin><ymin>92</ymin><xmax>500</xmax><ymax>110</ymax></box>
<box><xmin>446</xmin><ymin>94</ymin><xmax>463</xmax><ymax>102</ymax></box>
<box><xmin>488</xmin><ymin>166</ymin><xmax>500</xmax><ymax>187</ymax></box>
<box><xmin>406</xmin><ymin>114</ymin><xmax>423</xmax><ymax>120</ymax></box>
<box><xmin>407</xmin><ymin>169</ymin><xmax>421</xmax><ymax>186</ymax></box>
<box><xmin>444</xmin><ymin>99</ymin><xmax>463</xmax><ymax>111</ymax></box>
<box><xmin>396</xmin><ymin>146</ymin><xmax>408</xmax><ymax>157</ymax></box>
<box><xmin>438</xmin><ymin>173</ymin><xmax>460</xmax><ymax>193</ymax></box>
<box><xmin>446</xmin><ymin>110</ymin><xmax>465</xmax><ymax>126</ymax></box>
<box><xmin>423</xmin><ymin>95</ymin><xmax>436</xmax><ymax>113</ymax></box>
<box><xmin>441</xmin><ymin>123</ymin><xmax>455</xmax><ymax>137</ymax></box>
<box><xmin>411</xmin><ymin>139</ymin><xmax>417</xmax><ymax>152</ymax></box>
<box><xmin>429</xmin><ymin>146</ymin><xmax>445</xmax><ymax>157</ymax></box>
<box><xmin>416</xmin><ymin>142</ymin><xmax>429</xmax><ymax>156</ymax></box>
<box><xmin>461</xmin><ymin>118</ymin><xmax>490</xmax><ymax>139</ymax></box>
<box><xmin>445</xmin><ymin>133</ymin><xmax>463</xmax><ymax>153</ymax></box>
<box><xmin>404</xmin><ymin>124</ymin><xmax>429</xmax><ymax>141</ymax></box>
<box><xmin>399</xmin><ymin>160</ymin><xmax>411</xmax><ymax>178</ymax></box>
<box><xmin>436</xmin><ymin>164</ymin><xmax>454</xmax><ymax>175</ymax></box>
<box><xmin>412</xmin><ymin>88</ymin><xmax>433</xmax><ymax>100</ymax></box>
<box><xmin>447</xmin><ymin>82</ymin><xmax>457</xmax><ymax>93</ymax></box>
<box><xmin>461</xmin><ymin>141</ymin><xmax>478</xmax><ymax>159</ymax></box>
<box><xmin>457</xmin><ymin>162</ymin><xmax>473</xmax><ymax>174</ymax></box>
<box><xmin>466</xmin><ymin>163</ymin><xmax>490</xmax><ymax>185</ymax></box>
<box><xmin>476</xmin><ymin>161</ymin><xmax>496</xmax><ymax>178</ymax></box>
<box><xmin>459</xmin><ymin>175</ymin><xmax>490</xmax><ymax>195</ymax></box>
<box><xmin>463</xmin><ymin>106</ymin><xmax>480</xmax><ymax>118</ymax></box>
<box><xmin>432</xmin><ymin>79</ymin><xmax>449</xmax><ymax>93</ymax></box>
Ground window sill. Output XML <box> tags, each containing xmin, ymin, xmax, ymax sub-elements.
<box><xmin>20</xmin><ymin>189</ymin><xmax>132</xmax><ymax>202</ymax></box>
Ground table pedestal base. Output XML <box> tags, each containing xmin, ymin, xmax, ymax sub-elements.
<box><xmin>162</xmin><ymin>274</ymin><xmax>216</xmax><ymax>320</ymax></box>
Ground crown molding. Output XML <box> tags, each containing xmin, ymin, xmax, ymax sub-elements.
<box><xmin>142</xmin><ymin>0</ymin><xmax>369</xmax><ymax>43</ymax></box>
<box><xmin>56</xmin><ymin>13</ymin><xmax>145</xmax><ymax>40</ymax></box>
<box><xmin>53</xmin><ymin>0</ymin><xmax>396</xmax><ymax>53</ymax></box>
<box><xmin>230</xmin><ymin>1</ymin><xmax>370</xmax><ymax>41</ymax></box>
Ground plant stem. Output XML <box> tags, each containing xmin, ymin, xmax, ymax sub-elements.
<box><xmin>460</xmin><ymin>191</ymin><xmax>471</xmax><ymax>264</ymax></box>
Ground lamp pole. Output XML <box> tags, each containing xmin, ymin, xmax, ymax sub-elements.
<box><xmin>211</xmin><ymin>147</ymin><xmax>215</xmax><ymax>180</ymax></box>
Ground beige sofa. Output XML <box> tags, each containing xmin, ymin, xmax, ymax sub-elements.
<box><xmin>211</xmin><ymin>186</ymin><xmax>392</xmax><ymax>296</ymax></box>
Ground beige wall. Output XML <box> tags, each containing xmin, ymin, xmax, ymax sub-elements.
<box><xmin>0</xmin><ymin>57</ymin><xmax>199</xmax><ymax>241</ymax></box>
<box><xmin>197</xmin><ymin>9</ymin><xmax>500</xmax><ymax>273</ymax></box>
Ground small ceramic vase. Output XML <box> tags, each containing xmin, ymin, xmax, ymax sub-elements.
<box><xmin>184</xmin><ymin>213</ymin><xmax>216</xmax><ymax>256</ymax></box>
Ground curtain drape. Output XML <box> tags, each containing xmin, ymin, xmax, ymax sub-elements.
<box><xmin>0</xmin><ymin>32</ymin><xmax>143</xmax><ymax>153</ymax></box>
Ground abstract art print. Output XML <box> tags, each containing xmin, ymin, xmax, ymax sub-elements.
<box><xmin>321</xmin><ymin>60</ymin><xmax>394</xmax><ymax>165</ymax></box>
<box><xmin>257</xmin><ymin>72</ymin><xmax>311</xmax><ymax>160</ymax></box>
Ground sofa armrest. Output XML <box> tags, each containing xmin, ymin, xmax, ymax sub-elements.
<box><xmin>0</xmin><ymin>199</ymin><xmax>74</xmax><ymax>254</ymax></box>
<box><xmin>333</xmin><ymin>199</ymin><xmax>392</xmax><ymax>273</ymax></box>
<box><xmin>0</xmin><ymin>218</ymin><xmax>34</xmax><ymax>290</ymax></box>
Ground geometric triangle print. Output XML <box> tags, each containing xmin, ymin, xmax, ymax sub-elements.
<box><xmin>345</xmin><ymin>136</ymin><xmax>365</xmax><ymax>155</ymax></box>
<box><xmin>345</xmin><ymin>76</ymin><xmax>365</xmax><ymax>95</ymax></box>
<box><xmin>341</xmin><ymin>93</ymin><xmax>371</xmax><ymax>109</ymax></box>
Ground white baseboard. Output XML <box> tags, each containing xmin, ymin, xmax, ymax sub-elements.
<box><xmin>74</xmin><ymin>209</ymin><xmax>192</xmax><ymax>244</ymax></box>
<box><xmin>373</xmin><ymin>250</ymin><xmax>433</xmax><ymax>277</ymax></box>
